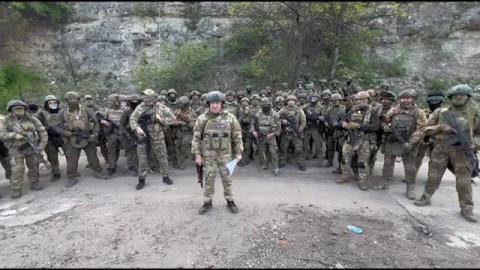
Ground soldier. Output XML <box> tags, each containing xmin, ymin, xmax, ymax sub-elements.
<box><xmin>281</xmin><ymin>82</ymin><xmax>289</xmax><ymax>92</ymax></box>
<box><xmin>366</xmin><ymin>89</ymin><xmax>383</xmax><ymax>175</ymax></box>
<box><xmin>329</xmin><ymin>93</ymin><xmax>347</xmax><ymax>174</ymax></box>
<box><xmin>238</xmin><ymin>94</ymin><xmax>261</xmax><ymax>167</ymax></box>
<box><xmin>379</xmin><ymin>90</ymin><xmax>427</xmax><ymax>198</ymax></box>
<box><xmin>337</xmin><ymin>91</ymin><xmax>380</xmax><ymax>190</ymax></box>
<box><xmin>97</xmin><ymin>94</ymin><xmax>125</xmax><ymax>175</ymax></box>
<box><xmin>275</xmin><ymin>96</ymin><xmax>284</xmax><ymax>113</ymax></box>
<box><xmin>330</xmin><ymin>79</ymin><xmax>340</xmax><ymax>95</ymax></box>
<box><xmin>278</xmin><ymin>95</ymin><xmax>307</xmax><ymax>171</ymax></box>
<box><xmin>25</xmin><ymin>98</ymin><xmax>40</xmax><ymax>118</ymax></box>
<box><xmin>37</xmin><ymin>95</ymin><xmax>64</xmax><ymax>182</ymax></box>
<box><xmin>302</xmin><ymin>92</ymin><xmax>325</xmax><ymax>167</ymax></box>
<box><xmin>297</xmin><ymin>91</ymin><xmax>308</xmax><ymax>107</ymax></box>
<box><xmin>158</xmin><ymin>95</ymin><xmax>168</xmax><ymax>106</ymax></box>
<box><xmin>0</xmin><ymin>100</ymin><xmax>48</xmax><ymax>199</ymax></box>
<box><xmin>236</xmin><ymin>90</ymin><xmax>246</xmax><ymax>104</ymax></box>
<box><xmin>344</xmin><ymin>76</ymin><xmax>360</xmax><ymax>96</ymax></box>
<box><xmin>119</xmin><ymin>94</ymin><xmax>142</xmax><ymax>176</ymax></box>
<box><xmin>224</xmin><ymin>90</ymin><xmax>240</xmax><ymax>118</ymax></box>
<box><xmin>305</xmin><ymin>84</ymin><xmax>315</xmax><ymax>97</ymax></box>
<box><xmin>319</xmin><ymin>79</ymin><xmax>328</xmax><ymax>92</ymax></box>
<box><xmin>83</xmin><ymin>95</ymin><xmax>108</xmax><ymax>163</ymax></box>
<box><xmin>380</xmin><ymin>82</ymin><xmax>390</xmax><ymax>92</ymax></box>
<box><xmin>321</xmin><ymin>89</ymin><xmax>335</xmax><ymax>167</ymax></box>
<box><xmin>378</xmin><ymin>91</ymin><xmax>396</xmax><ymax>156</ymax></box>
<box><xmin>414</xmin><ymin>85</ymin><xmax>479</xmax><ymax>222</ymax></box>
<box><xmin>192</xmin><ymin>91</ymin><xmax>243</xmax><ymax>214</ymax></box>
<box><xmin>172</xmin><ymin>96</ymin><xmax>196</xmax><ymax>170</ymax></box>
<box><xmin>320</xmin><ymin>89</ymin><xmax>332</xmax><ymax>108</ymax></box>
<box><xmin>251</xmin><ymin>97</ymin><xmax>281</xmax><ymax>175</ymax></box>
<box><xmin>289</xmin><ymin>80</ymin><xmax>304</xmax><ymax>96</ymax></box>
<box><xmin>189</xmin><ymin>90</ymin><xmax>202</xmax><ymax>113</ymax></box>
<box><xmin>304</xmin><ymin>73</ymin><xmax>314</xmax><ymax>88</ymax></box>
<box><xmin>165</xmin><ymin>89</ymin><xmax>179</xmax><ymax>165</ymax></box>
<box><xmin>160</xmin><ymin>90</ymin><xmax>168</xmax><ymax>96</ymax></box>
<box><xmin>55</xmin><ymin>92</ymin><xmax>108</xmax><ymax>187</ymax></box>
<box><xmin>342</xmin><ymin>95</ymin><xmax>359</xmax><ymax>177</ymax></box>
<box><xmin>129</xmin><ymin>89</ymin><xmax>176</xmax><ymax>190</ymax></box>
<box><xmin>246</xmin><ymin>85</ymin><xmax>253</xmax><ymax>97</ymax></box>
<box><xmin>196</xmin><ymin>93</ymin><xmax>209</xmax><ymax>116</ymax></box>
<box><xmin>265</xmin><ymin>86</ymin><xmax>273</xmax><ymax>99</ymax></box>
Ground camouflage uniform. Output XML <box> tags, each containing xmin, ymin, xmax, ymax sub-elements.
<box><xmin>172</xmin><ymin>96</ymin><xmax>196</xmax><ymax>170</ymax></box>
<box><xmin>366</xmin><ymin>89</ymin><xmax>383</xmax><ymax>175</ymax></box>
<box><xmin>165</xmin><ymin>89</ymin><xmax>179</xmax><ymax>166</ymax></box>
<box><xmin>328</xmin><ymin>94</ymin><xmax>347</xmax><ymax>174</ymax></box>
<box><xmin>380</xmin><ymin>90</ymin><xmax>427</xmax><ymax>199</ymax></box>
<box><xmin>130</xmin><ymin>89</ymin><xmax>177</xmax><ymax>189</ymax></box>
<box><xmin>0</xmin><ymin>100</ymin><xmax>48</xmax><ymax>198</ymax></box>
<box><xmin>55</xmin><ymin>92</ymin><xmax>107</xmax><ymax>187</ymax></box>
<box><xmin>224</xmin><ymin>90</ymin><xmax>240</xmax><ymax>118</ymax></box>
<box><xmin>337</xmin><ymin>91</ymin><xmax>380</xmax><ymax>190</ymax></box>
<box><xmin>321</xmin><ymin>90</ymin><xmax>336</xmax><ymax>167</ymax></box>
<box><xmin>83</xmin><ymin>95</ymin><xmax>108</xmax><ymax>163</ymax></box>
<box><xmin>37</xmin><ymin>95</ymin><xmax>64</xmax><ymax>181</ymax></box>
<box><xmin>238</xmin><ymin>95</ymin><xmax>261</xmax><ymax>166</ymax></box>
<box><xmin>415</xmin><ymin>85</ymin><xmax>479</xmax><ymax>222</ymax></box>
<box><xmin>189</xmin><ymin>90</ymin><xmax>202</xmax><ymax>113</ymax></box>
<box><xmin>251</xmin><ymin>98</ymin><xmax>281</xmax><ymax>175</ymax></box>
<box><xmin>192</xmin><ymin>91</ymin><xmax>243</xmax><ymax>213</ymax></box>
<box><xmin>278</xmin><ymin>95</ymin><xmax>307</xmax><ymax>170</ymax></box>
<box><xmin>119</xmin><ymin>94</ymin><xmax>142</xmax><ymax>175</ymax></box>
<box><xmin>289</xmin><ymin>80</ymin><xmax>304</xmax><ymax>96</ymax></box>
<box><xmin>302</xmin><ymin>92</ymin><xmax>325</xmax><ymax>167</ymax></box>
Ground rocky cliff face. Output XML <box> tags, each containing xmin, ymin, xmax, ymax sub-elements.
<box><xmin>1</xmin><ymin>2</ymin><xmax>479</xmax><ymax>93</ymax></box>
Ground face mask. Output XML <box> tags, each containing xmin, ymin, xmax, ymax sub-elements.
<box><xmin>28</xmin><ymin>104</ymin><xmax>38</xmax><ymax>111</ymax></box>
<box><xmin>347</xmin><ymin>81</ymin><xmax>352</xmax><ymax>86</ymax></box>
<box><xmin>298</xmin><ymin>85</ymin><xmax>303</xmax><ymax>90</ymax></box>
<box><xmin>168</xmin><ymin>95</ymin><xmax>176</xmax><ymax>102</ymax></box>
<box><xmin>48</xmin><ymin>101</ymin><xmax>58</xmax><ymax>110</ymax></box>
<box><xmin>67</xmin><ymin>99</ymin><xmax>80</xmax><ymax>110</ymax></box>
<box><xmin>262</xmin><ymin>106</ymin><xmax>270</xmax><ymax>113</ymax></box>
<box><xmin>130</xmin><ymin>101</ymin><xmax>140</xmax><ymax>110</ymax></box>
<box><xmin>246</xmin><ymin>89</ymin><xmax>252</xmax><ymax>94</ymax></box>
<box><xmin>428</xmin><ymin>101</ymin><xmax>442</xmax><ymax>112</ymax></box>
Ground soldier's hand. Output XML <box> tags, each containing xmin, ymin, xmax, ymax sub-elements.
<box><xmin>87</xmin><ymin>134</ymin><xmax>97</xmax><ymax>143</ymax></box>
<box><xmin>266</xmin><ymin>133</ymin><xmax>275</xmax><ymax>139</ymax></box>
<box><xmin>195</xmin><ymin>156</ymin><xmax>203</xmax><ymax>166</ymax></box>
<box><xmin>156</xmin><ymin>114</ymin><xmax>163</xmax><ymax>123</ymax></box>
<box><xmin>252</xmin><ymin>131</ymin><xmax>258</xmax><ymax>139</ymax></box>
<box><xmin>136</xmin><ymin>127</ymin><xmax>146</xmax><ymax>138</ymax></box>
<box><xmin>101</xmin><ymin>120</ymin><xmax>111</xmax><ymax>127</ymax></box>
<box><xmin>383</xmin><ymin>125</ymin><xmax>392</xmax><ymax>133</ymax></box>
<box><xmin>14</xmin><ymin>133</ymin><xmax>24</xmax><ymax>140</ymax></box>
<box><xmin>281</xmin><ymin>119</ymin><xmax>288</xmax><ymax>125</ymax></box>
<box><xmin>402</xmin><ymin>142</ymin><xmax>413</xmax><ymax>152</ymax></box>
<box><xmin>235</xmin><ymin>154</ymin><xmax>242</xmax><ymax>162</ymax></box>
<box><xmin>438</xmin><ymin>124</ymin><xmax>457</xmax><ymax>134</ymax></box>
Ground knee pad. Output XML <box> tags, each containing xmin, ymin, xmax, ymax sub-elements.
<box><xmin>358</xmin><ymin>161</ymin><xmax>366</xmax><ymax>169</ymax></box>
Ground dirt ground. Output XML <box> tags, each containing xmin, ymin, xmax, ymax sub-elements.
<box><xmin>0</xmin><ymin>151</ymin><xmax>479</xmax><ymax>268</ymax></box>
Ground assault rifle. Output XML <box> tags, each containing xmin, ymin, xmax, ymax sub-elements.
<box><xmin>137</xmin><ymin>110</ymin><xmax>153</xmax><ymax>156</ymax></box>
<box><xmin>95</xmin><ymin>112</ymin><xmax>120</xmax><ymax>133</ymax></box>
<box><xmin>443</xmin><ymin>110</ymin><xmax>480</xmax><ymax>179</ymax></box>
<box><xmin>46</xmin><ymin>127</ymin><xmax>64</xmax><ymax>155</ymax></box>
<box><xmin>280</xmin><ymin>113</ymin><xmax>302</xmax><ymax>138</ymax></box>
<box><xmin>196</xmin><ymin>164</ymin><xmax>203</xmax><ymax>188</ymax></box>
<box><xmin>57</xmin><ymin>123</ymin><xmax>92</xmax><ymax>146</ymax></box>
<box><xmin>12</xmin><ymin>122</ymin><xmax>51</xmax><ymax>170</ymax></box>
<box><xmin>252</xmin><ymin>115</ymin><xmax>268</xmax><ymax>165</ymax></box>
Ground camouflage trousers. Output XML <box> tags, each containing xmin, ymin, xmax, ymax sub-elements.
<box><xmin>325</xmin><ymin>132</ymin><xmax>335</xmax><ymax>162</ymax></box>
<box><xmin>242</xmin><ymin>133</ymin><xmax>256</xmax><ymax>162</ymax></box>
<box><xmin>10</xmin><ymin>151</ymin><xmax>40</xmax><ymax>191</ymax></box>
<box><xmin>203</xmin><ymin>154</ymin><xmax>234</xmax><ymax>203</ymax></box>
<box><xmin>303</xmin><ymin>128</ymin><xmax>324</xmax><ymax>165</ymax></box>
<box><xmin>107</xmin><ymin>133</ymin><xmax>124</xmax><ymax>170</ymax></box>
<box><xmin>382</xmin><ymin>143</ymin><xmax>417</xmax><ymax>185</ymax></box>
<box><xmin>45</xmin><ymin>140</ymin><xmax>63</xmax><ymax>175</ymax></box>
<box><xmin>124</xmin><ymin>136</ymin><xmax>138</xmax><ymax>170</ymax></box>
<box><xmin>420</xmin><ymin>144</ymin><xmax>473</xmax><ymax>211</ymax></box>
<box><xmin>65</xmin><ymin>143</ymin><xmax>102</xmax><ymax>178</ymax></box>
<box><xmin>98</xmin><ymin>132</ymin><xmax>109</xmax><ymax>163</ymax></box>
<box><xmin>368</xmin><ymin>144</ymin><xmax>380</xmax><ymax>175</ymax></box>
<box><xmin>279</xmin><ymin>133</ymin><xmax>304</xmax><ymax>166</ymax></box>
<box><xmin>165</xmin><ymin>129</ymin><xmax>176</xmax><ymax>163</ymax></box>
<box><xmin>137</xmin><ymin>136</ymin><xmax>169</xmax><ymax>178</ymax></box>
<box><xmin>257</xmin><ymin>136</ymin><xmax>279</xmax><ymax>169</ymax></box>
<box><xmin>342</xmin><ymin>140</ymin><xmax>372</xmax><ymax>182</ymax></box>
<box><xmin>175</xmin><ymin>131</ymin><xmax>192</xmax><ymax>168</ymax></box>
<box><xmin>414</xmin><ymin>141</ymin><xmax>432</xmax><ymax>176</ymax></box>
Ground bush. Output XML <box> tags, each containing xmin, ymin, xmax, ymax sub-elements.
<box><xmin>383</xmin><ymin>52</ymin><xmax>408</xmax><ymax>78</ymax></box>
<box><xmin>426</xmin><ymin>78</ymin><xmax>448</xmax><ymax>91</ymax></box>
<box><xmin>5</xmin><ymin>2</ymin><xmax>71</xmax><ymax>24</ymax></box>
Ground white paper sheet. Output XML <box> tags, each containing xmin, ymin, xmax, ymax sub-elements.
<box><xmin>226</xmin><ymin>159</ymin><xmax>238</xmax><ymax>177</ymax></box>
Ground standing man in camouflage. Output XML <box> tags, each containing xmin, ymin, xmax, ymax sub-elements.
<box><xmin>337</xmin><ymin>91</ymin><xmax>380</xmax><ymax>190</ymax></box>
<box><xmin>238</xmin><ymin>94</ymin><xmax>261</xmax><ymax>167</ymax></box>
<box><xmin>278</xmin><ymin>95</ymin><xmax>307</xmax><ymax>171</ymax></box>
<box><xmin>329</xmin><ymin>93</ymin><xmax>347</xmax><ymax>174</ymax></box>
<box><xmin>319</xmin><ymin>79</ymin><xmax>328</xmax><ymax>92</ymax></box>
<box><xmin>37</xmin><ymin>95</ymin><xmax>64</xmax><ymax>182</ymax></box>
<box><xmin>55</xmin><ymin>92</ymin><xmax>108</xmax><ymax>187</ymax></box>
<box><xmin>192</xmin><ymin>91</ymin><xmax>243</xmax><ymax>214</ymax></box>
<box><xmin>379</xmin><ymin>90</ymin><xmax>427</xmax><ymax>198</ymax></box>
<box><xmin>378</xmin><ymin>90</ymin><xmax>396</xmax><ymax>156</ymax></box>
<box><xmin>366</xmin><ymin>89</ymin><xmax>383</xmax><ymax>175</ymax></box>
<box><xmin>343</xmin><ymin>76</ymin><xmax>360</xmax><ymax>97</ymax></box>
<box><xmin>25</xmin><ymin>98</ymin><xmax>41</xmax><ymax>118</ymax></box>
<box><xmin>173</xmin><ymin>96</ymin><xmax>196</xmax><ymax>170</ymax></box>
<box><xmin>0</xmin><ymin>100</ymin><xmax>48</xmax><ymax>199</ymax></box>
<box><xmin>189</xmin><ymin>90</ymin><xmax>202</xmax><ymax>113</ymax></box>
<box><xmin>321</xmin><ymin>90</ymin><xmax>336</xmax><ymax>167</ymax></box>
<box><xmin>129</xmin><ymin>89</ymin><xmax>177</xmax><ymax>190</ymax></box>
<box><xmin>119</xmin><ymin>94</ymin><xmax>142</xmax><ymax>176</ymax></box>
<box><xmin>251</xmin><ymin>97</ymin><xmax>281</xmax><ymax>175</ymax></box>
<box><xmin>236</xmin><ymin>90</ymin><xmax>246</xmax><ymax>104</ymax></box>
<box><xmin>415</xmin><ymin>85</ymin><xmax>479</xmax><ymax>222</ymax></box>
<box><xmin>224</xmin><ymin>90</ymin><xmax>240</xmax><ymax>119</ymax></box>
<box><xmin>83</xmin><ymin>95</ymin><xmax>108</xmax><ymax>163</ymax></box>
<box><xmin>302</xmin><ymin>92</ymin><xmax>325</xmax><ymax>167</ymax></box>
<box><xmin>165</xmin><ymin>89</ymin><xmax>179</xmax><ymax>165</ymax></box>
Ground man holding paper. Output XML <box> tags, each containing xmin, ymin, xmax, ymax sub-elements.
<box><xmin>192</xmin><ymin>91</ymin><xmax>244</xmax><ymax>215</ymax></box>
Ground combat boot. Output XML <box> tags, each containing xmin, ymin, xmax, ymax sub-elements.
<box><xmin>66</xmin><ymin>177</ymin><xmax>78</xmax><ymax>188</ymax></box>
<box><xmin>238</xmin><ymin>160</ymin><xmax>250</xmax><ymax>167</ymax></box>
<box><xmin>49</xmin><ymin>173</ymin><xmax>61</xmax><ymax>182</ymax></box>
<box><xmin>106</xmin><ymin>168</ymin><xmax>115</xmax><ymax>175</ymax></box>
<box><xmin>11</xmin><ymin>189</ymin><xmax>22</xmax><ymax>199</ymax></box>
<box><xmin>414</xmin><ymin>194</ymin><xmax>431</xmax><ymax>207</ymax></box>
<box><xmin>406</xmin><ymin>184</ymin><xmax>415</xmax><ymax>200</ymax></box>
<box><xmin>163</xmin><ymin>176</ymin><xmax>173</xmax><ymax>185</ymax></box>
<box><xmin>273</xmin><ymin>168</ymin><xmax>279</xmax><ymax>176</ymax></box>
<box><xmin>136</xmin><ymin>176</ymin><xmax>145</xmax><ymax>190</ymax></box>
<box><xmin>335</xmin><ymin>175</ymin><xmax>349</xmax><ymax>184</ymax></box>
<box><xmin>298</xmin><ymin>164</ymin><xmax>306</xmax><ymax>171</ymax></box>
<box><xmin>325</xmin><ymin>160</ymin><xmax>333</xmax><ymax>167</ymax></box>
<box><xmin>198</xmin><ymin>201</ymin><xmax>213</xmax><ymax>215</ymax></box>
<box><xmin>172</xmin><ymin>161</ymin><xmax>179</xmax><ymax>169</ymax></box>
<box><xmin>373</xmin><ymin>179</ymin><xmax>386</xmax><ymax>190</ymax></box>
<box><xmin>227</xmin><ymin>201</ymin><xmax>238</xmax><ymax>214</ymax></box>
<box><xmin>460</xmin><ymin>209</ymin><xmax>477</xmax><ymax>223</ymax></box>
<box><xmin>30</xmin><ymin>181</ymin><xmax>44</xmax><ymax>191</ymax></box>
<box><xmin>94</xmin><ymin>172</ymin><xmax>108</xmax><ymax>180</ymax></box>
<box><xmin>359</xmin><ymin>180</ymin><xmax>368</xmax><ymax>191</ymax></box>
<box><xmin>332</xmin><ymin>167</ymin><xmax>342</xmax><ymax>174</ymax></box>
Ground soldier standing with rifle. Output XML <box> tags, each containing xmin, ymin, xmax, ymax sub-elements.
<box><xmin>192</xmin><ymin>91</ymin><xmax>243</xmax><ymax>214</ymax></box>
<box><xmin>119</xmin><ymin>94</ymin><xmax>142</xmax><ymax>176</ymax></box>
<box><xmin>83</xmin><ymin>95</ymin><xmax>108</xmax><ymax>164</ymax></box>
<box><xmin>329</xmin><ymin>93</ymin><xmax>347</xmax><ymax>174</ymax></box>
<box><xmin>302</xmin><ymin>92</ymin><xmax>325</xmax><ymax>167</ymax></box>
<box><xmin>38</xmin><ymin>95</ymin><xmax>64</xmax><ymax>182</ymax></box>
<box><xmin>0</xmin><ymin>100</ymin><xmax>48</xmax><ymax>199</ymax></box>
<box><xmin>129</xmin><ymin>89</ymin><xmax>177</xmax><ymax>190</ymax></box>
<box><xmin>380</xmin><ymin>90</ymin><xmax>427</xmax><ymax>198</ymax></box>
<box><xmin>414</xmin><ymin>85</ymin><xmax>479</xmax><ymax>222</ymax></box>
<box><xmin>173</xmin><ymin>96</ymin><xmax>196</xmax><ymax>170</ymax></box>
<box><xmin>238</xmin><ymin>94</ymin><xmax>261</xmax><ymax>167</ymax></box>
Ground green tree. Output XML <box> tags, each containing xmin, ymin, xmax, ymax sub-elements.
<box><xmin>1</xmin><ymin>2</ymin><xmax>71</xmax><ymax>24</ymax></box>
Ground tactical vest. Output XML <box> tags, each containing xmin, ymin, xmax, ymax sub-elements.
<box><xmin>390</xmin><ymin>106</ymin><xmax>418</xmax><ymax>143</ymax></box>
<box><xmin>41</xmin><ymin>111</ymin><xmax>60</xmax><ymax>128</ymax></box>
<box><xmin>282</xmin><ymin>107</ymin><xmax>300</xmax><ymax>133</ymax></box>
<box><xmin>5</xmin><ymin>115</ymin><xmax>39</xmax><ymax>149</ymax></box>
<box><xmin>257</xmin><ymin>111</ymin><xmax>275</xmax><ymax>135</ymax></box>
<box><xmin>224</xmin><ymin>102</ymin><xmax>239</xmax><ymax>117</ymax></box>
<box><xmin>202</xmin><ymin>112</ymin><xmax>232</xmax><ymax>151</ymax></box>
<box><xmin>347</xmin><ymin>106</ymin><xmax>372</xmax><ymax>150</ymax></box>
<box><xmin>106</xmin><ymin>108</ymin><xmax>123</xmax><ymax>125</ymax></box>
<box><xmin>64</xmin><ymin>108</ymin><xmax>91</xmax><ymax>131</ymax></box>
<box><xmin>168</xmin><ymin>100</ymin><xmax>179</xmax><ymax>111</ymax></box>
<box><xmin>304</xmin><ymin>104</ymin><xmax>322</xmax><ymax>129</ymax></box>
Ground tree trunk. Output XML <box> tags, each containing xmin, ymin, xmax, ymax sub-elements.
<box><xmin>329</xmin><ymin>46</ymin><xmax>339</xmax><ymax>80</ymax></box>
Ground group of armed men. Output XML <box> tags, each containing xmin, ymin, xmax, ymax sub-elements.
<box><xmin>0</xmin><ymin>74</ymin><xmax>478</xmax><ymax>221</ymax></box>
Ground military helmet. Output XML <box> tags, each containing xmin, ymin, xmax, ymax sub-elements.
<box><xmin>355</xmin><ymin>91</ymin><xmax>370</xmax><ymax>100</ymax></box>
<box><xmin>266</xmin><ymin>86</ymin><xmax>272</xmax><ymax>92</ymax></box>
<box><xmin>142</xmin><ymin>89</ymin><xmax>157</xmax><ymax>96</ymax></box>
<box><xmin>160</xmin><ymin>90</ymin><xmax>168</xmax><ymax>96</ymax></box>
<box><xmin>226</xmin><ymin>90</ymin><xmax>236</xmax><ymax>97</ymax></box>
<box><xmin>167</xmin><ymin>88</ymin><xmax>178</xmax><ymax>96</ymax></box>
<box><xmin>129</xmin><ymin>94</ymin><xmax>141</xmax><ymax>101</ymax></box>
<box><xmin>84</xmin><ymin>95</ymin><xmax>93</xmax><ymax>100</ymax></box>
<box><xmin>297</xmin><ymin>80</ymin><xmax>304</xmax><ymax>86</ymax></box>
<box><xmin>259</xmin><ymin>89</ymin><xmax>268</xmax><ymax>96</ymax></box>
<box><xmin>305</xmin><ymin>84</ymin><xmax>314</xmax><ymax>90</ymax></box>
<box><xmin>345</xmin><ymin>76</ymin><xmax>353</xmax><ymax>81</ymax></box>
<box><xmin>7</xmin><ymin>100</ymin><xmax>27</xmax><ymax>112</ymax></box>
<box><xmin>320</xmin><ymin>79</ymin><xmax>328</xmax><ymax>84</ymax></box>
<box><xmin>240</xmin><ymin>97</ymin><xmax>250</xmax><ymax>104</ymax></box>
<box><xmin>260</xmin><ymin>97</ymin><xmax>271</xmax><ymax>107</ymax></box>
<box><xmin>158</xmin><ymin>95</ymin><xmax>167</xmax><ymax>102</ymax></box>
<box><xmin>250</xmin><ymin>94</ymin><xmax>260</xmax><ymax>101</ymax></box>
<box><xmin>108</xmin><ymin>94</ymin><xmax>120</xmax><ymax>101</ymax></box>
<box><xmin>206</xmin><ymin>91</ymin><xmax>225</xmax><ymax>103</ymax></box>
<box><xmin>321</xmin><ymin>89</ymin><xmax>332</xmax><ymax>97</ymax></box>
<box><xmin>178</xmin><ymin>96</ymin><xmax>190</xmax><ymax>104</ymax></box>
<box><xmin>286</xmin><ymin>95</ymin><xmax>297</xmax><ymax>102</ymax></box>
<box><xmin>275</xmin><ymin>96</ymin><xmax>284</xmax><ymax>104</ymax></box>
<box><xmin>44</xmin><ymin>95</ymin><xmax>59</xmax><ymax>102</ymax></box>
<box><xmin>282</xmin><ymin>82</ymin><xmax>288</xmax><ymax>87</ymax></box>
<box><xmin>380</xmin><ymin>91</ymin><xmax>396</xmax><ymax>100</ymax></box>
<box><xmin>427</xmin><ymin>91</ymin><xmax>445</xmax><ymax>102</ymax></box>
<box><xmin>331</xmin><ymin>79</ymin><xmax>339</xmax><ymax>85</ymax></box>
<box><xmin>331</xmin><ymin>93</ymin><xmax>343</xmax><ymax>101</ymax></box>
<box><xmin>399</xmin><ymin>89</ymin><xmax>418</xmax><ymax>98</ymax></box>
<box><xmin>366</xmin><ymin>89</ymin><xmax>376</xmax><ymax>98</ymax></box>
<box><xmin>447</xmin><ymin>84</ymin><xmax>472</xmax><ymax>98</ymax></box>
<box><xmin>65</xmin><ymin>91</ymin><xmax>80</xmax><ymax>101</ymax></box>
<box><xmin>381</xmin><ymin>82</ymin><xmax>390</xmax><ymax>90</ymax></box>
<box><xmin>237</xmin><ymin>90</ymin><xmax>246</xmax><ymax>97</ymax></box>
<box><xmin>200</xmin><ymin>93</ymin><xmax>208</xmax><ymax>100</ymax></box>
<box><xmin>191</xmin><ymin>90</ymin><xmax>201</xmax><ymax>97</ymax></box>
<box><xmin>246</xmin><ymin>85</ymin><xmax>252</xmax><ymax>90</ymax></box>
